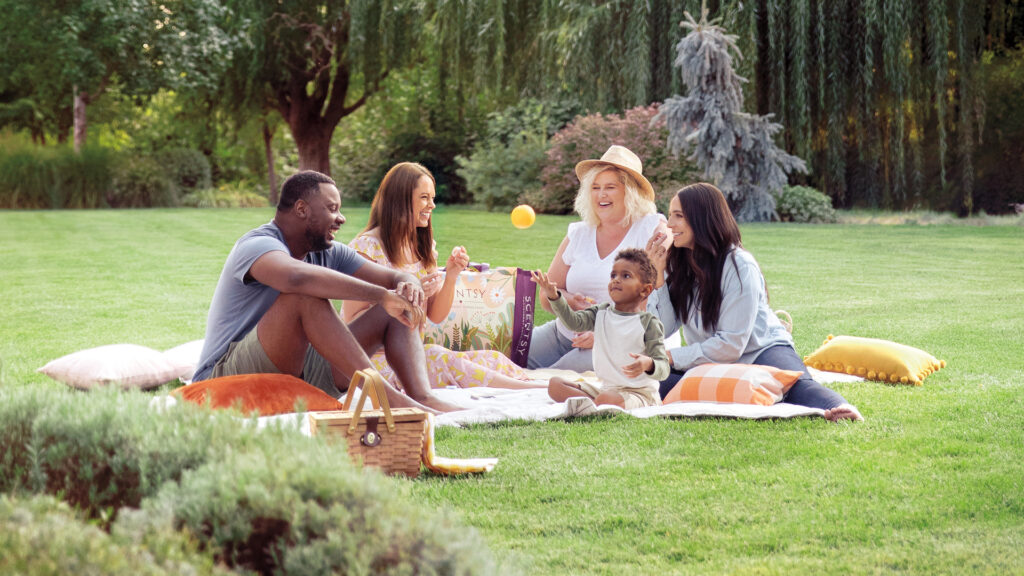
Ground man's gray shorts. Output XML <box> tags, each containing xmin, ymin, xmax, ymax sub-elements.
<box><xmin>211</xmin><ymin>327</ymin><xmax>340</xmax><ymax>397</ymax></box>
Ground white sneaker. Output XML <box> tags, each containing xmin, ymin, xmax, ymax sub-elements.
<box><xmin>565</xmin><ymin>397</ymin><xmax>598</xmax><ymax>418</ymax></box>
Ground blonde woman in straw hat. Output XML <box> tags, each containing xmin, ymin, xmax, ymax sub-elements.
<box><xmin>527</xmin><ymin>145</ymin><xmax>667</xmax><ymax>371</ymax></box>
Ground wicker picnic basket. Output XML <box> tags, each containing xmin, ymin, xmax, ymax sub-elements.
<box><xmin>308</xmin><ymin>369</ymin><xmax>428</xmax><ymax>478</ymax></box>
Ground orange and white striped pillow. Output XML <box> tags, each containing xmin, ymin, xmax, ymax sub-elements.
<box><xmin>663</xmin><ymin>363</ymin><xmax>803</xmax><ymax>406</ymax></box>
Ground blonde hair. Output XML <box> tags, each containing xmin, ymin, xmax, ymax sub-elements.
<box><xmin>573</xmin><ymin>166</ymin><xmax>656</xmax><ymax>228</ymax></box>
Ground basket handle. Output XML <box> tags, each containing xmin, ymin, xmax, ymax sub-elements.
<box><xmin>343</xmin><ymin>369</ymin><xmax>396</xmax><ymax>434</ymax></box>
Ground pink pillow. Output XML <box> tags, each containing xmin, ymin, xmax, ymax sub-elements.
<box><xmin>162</xmin><ymin>339</ymin><xmax>205</xmax><ymax>383</ymax></box>
<box><xmin>38</xmin><ymin>344</ymin><xmax>185</xmax><ymax>390</ymax></box>
<box><xmin>663</xmin><ymin>363</ymin><xmax>803</xmax><ymax>406</ymax></box>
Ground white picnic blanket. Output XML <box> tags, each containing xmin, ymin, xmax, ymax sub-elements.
<box><xmin>428</xmin><ymin>367</ymin><xmax>862</xmax><ymax>427</ymax></box>
<box><xmin>192</xmin><ymin>367</ymin><xmax>861</xmax><ymax>432</ymax></box>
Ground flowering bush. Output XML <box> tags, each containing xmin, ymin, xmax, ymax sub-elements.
<box><xmin>775</xmin><ymin>185</ymin><xmax>837</xmax><ymax>223</ymax></box>
<box><xmin>529</xmin><ymin>104</ymin><xmax>696</xmax><ymax>214</ymax></box>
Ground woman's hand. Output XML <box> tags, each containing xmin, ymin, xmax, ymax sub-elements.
<box><xmin>571</xmin><ymin>331</ymin><xmax>594</xmax><ymax>350</ymax></box>
<box><xmin>424</xmin><ymin>248</ymin><xmax>467</xmax><ymax>324</ymax></box>
<box><xmin>530</xmin><ymin>269</ymin><xmax>560</xmax><ymax>300</ymax></box>
<box><xmin>566</xmin><ymin>292</ymin><xmax>596</xmax><ymax>311</ymax></box>
<box><xmin>621</xmin><ymin>352</ymin><xmax>654</xmax><ymax>378</ymax></box>
<box><xmin>420</xmin><ymin>272</ymin><xmax>444</xmax><ymax>299</ymax></box>
<box><xmin>446</xmin><ymin>246</ymin><xmax>469</xmax><ymax>274</ymax></box>
<box><xmin>645</xmin><ymin>228</ymin><xmax>670</xmax><ymax>288</ymax></box>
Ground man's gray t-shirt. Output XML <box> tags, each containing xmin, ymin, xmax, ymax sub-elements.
<box><xmin>192</xmin><ymin>221</ymin><xmax>364</xmax><ymax>382</ymax></box>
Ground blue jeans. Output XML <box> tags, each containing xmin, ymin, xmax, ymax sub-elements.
<box><xmin>526</xmin><ymin>320</ymin><xmax>594</xmax><ymax>371</ymax></box>
<box><xmin>658</xmin><ymin>344</ymin><xmax>847</xmax><ymax>410</ymax></box>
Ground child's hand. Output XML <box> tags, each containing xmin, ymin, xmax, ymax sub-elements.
<box><xmin>530</xmin><ymin>269</ymin><xmax>560</xmax><ymax>300</ymax></box>
<box><xmin>621</xmin><ymin>352</ymin><xmax>654</xmax><ymax>378</ymax></box>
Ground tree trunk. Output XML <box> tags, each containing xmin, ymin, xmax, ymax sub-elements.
<box><xmin>73</xmin><ymin>86</ymin><xmax>88</xmax><ymax>153</ymax></box>
<box><xmin>263</xmin><ymin>120</ymin><xmax>279</xmax><ymax>205</ymax></box>
<box><xmin>754</xmin><ymin>0</ymin><xmax>769</xmax><ymax>116</ymax></box>
<box><xmin>292</xmin><ymin>123</ymin><xmax>333</xmax><ymax>176</ymax></box>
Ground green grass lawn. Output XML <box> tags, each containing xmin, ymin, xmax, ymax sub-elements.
<box><xmin>2</xmin><ymin>207</ymin><xmax>1023</xmax><ymax>574</ymax></box>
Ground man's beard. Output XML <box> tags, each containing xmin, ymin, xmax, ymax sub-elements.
<box><xmin>305</xmin><ymin>225</ymin><xmax>331</xmax><ymax>252</ymax></box>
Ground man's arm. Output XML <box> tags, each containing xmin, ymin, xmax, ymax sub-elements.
<box><xmin>249</xmin><ymin>250</ymin><xmax>392</xmax><ymax>302</ymax></box>
<box><xmin>250</xmin><ymin>250</ymin><xmax>425</xmax><ymax>327</ymax></box>
<box><xmin>349</xmin><ymin>256</ymin><xmax>416</xmax><ymax>291</ymax></box>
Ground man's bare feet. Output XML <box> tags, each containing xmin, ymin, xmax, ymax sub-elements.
<box><xmin>823</xmin><ymin>403</ymin><xmax>863</xmax><ymax>422</ymax></box>
<box><xmin>417</xmin><ymin>394</ymin><xmax>464</xmax><ymax>413</ymax></box>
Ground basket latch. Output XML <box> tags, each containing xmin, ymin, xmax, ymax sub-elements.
<box><xmin>360</xmin><ymin>416</ymin><xmax>382</xmax><ymax>447</ymax></box>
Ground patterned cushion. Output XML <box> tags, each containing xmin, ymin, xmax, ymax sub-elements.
<box><xmin>662</xmin><ymin>363</ymin><xmax>803</xmax><ymax>406</ymax></box>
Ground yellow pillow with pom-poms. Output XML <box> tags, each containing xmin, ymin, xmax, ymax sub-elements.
<box><xmin>803</xmin><ymin>335</ymin><xmax>945</xmax><ymax>386</ymax></box>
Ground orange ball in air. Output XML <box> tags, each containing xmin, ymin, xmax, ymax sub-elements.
<box><xmin>510</xmin><ymin>204</ymin><xmax>536</xmax><ymax>229</ymax></box>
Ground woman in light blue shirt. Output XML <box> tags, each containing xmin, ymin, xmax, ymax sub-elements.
<box><xmin>646</xmin><ymin>183</ymin><xmax>862</xmax><ymax>421</ymax></box>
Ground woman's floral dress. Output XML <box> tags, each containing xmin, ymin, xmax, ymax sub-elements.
<box><xmin>349</xmin><ymin>234</ymin><xmax>529</xmax><ymax>389</ymax></box>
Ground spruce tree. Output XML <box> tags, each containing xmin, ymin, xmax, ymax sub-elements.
<box><xmin>658</xmin><ymin>4</ymin><xmax>806</xmax><ymax>222</ymax></box>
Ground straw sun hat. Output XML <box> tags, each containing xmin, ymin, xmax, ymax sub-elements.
<box><xmin>574</xmin><ymin>145</ymin><xmax>655</xmax><ymax>202</ymax></box>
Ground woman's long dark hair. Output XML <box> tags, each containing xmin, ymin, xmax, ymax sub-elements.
<box><xmin>665</xmin><ymin>183</ymin><xmax>743</xmax><ymax>332</ymax></box>
<box><xmin>364</xmin><ymin>162</ymin><xmax>436</xmax><ymax>269</ymax></box>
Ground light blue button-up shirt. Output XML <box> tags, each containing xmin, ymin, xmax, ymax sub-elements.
<box><xmin>647</xmin><ymin>247</ymin><xmax>793</xmax><ymax>372</ymax></box>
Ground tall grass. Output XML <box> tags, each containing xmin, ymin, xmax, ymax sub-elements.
<box><xmin>0</xmin><ymin>136</ymin><xmax>223</xmax><ymax>209</ymax></box>
<box><xmin>0</xmin><ymin>139</ymin><xmax>114</xmax><ymax>209</ymax></box>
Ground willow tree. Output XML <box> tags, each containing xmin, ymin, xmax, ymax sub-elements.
<box><xmin>739</xmin><ymin>0</ymin><xmax>990</xmax><ymax>213</ymax></box>
<box><xmin>658</xmin><ymin>7</ymin><xmax>806</xmax><ymax>222</ymax></box>
<box><xmin>547</xmin><ymin>0</ymin><xmax>995</xmax><ymax>213</ymax></box>
<box><xmin>219</xmin><ymin>0</ymin><xmax>421</xmax><ymax>176</ymax></box>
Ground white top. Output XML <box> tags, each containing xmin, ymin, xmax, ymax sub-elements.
<box><xmin>558</xmin><ymin>212</ymin><xmax>664</xmax><ymax>339</ymax></box>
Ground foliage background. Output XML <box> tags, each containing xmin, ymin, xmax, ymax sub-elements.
<box><xmin>2</xmin><ymin>0</ymin><xmax>1023</xmax><ymax>215</ymax></box>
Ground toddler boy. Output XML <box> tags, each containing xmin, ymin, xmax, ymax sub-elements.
<box><xmin>531</xmin><ymin>248</ymin><xmax>669</xmax><ymax>415</ymax></box>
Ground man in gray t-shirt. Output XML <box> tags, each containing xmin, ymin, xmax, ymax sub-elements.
<box><xmin>193</xmin><ymin>171</ymin><xmax>460</xmax><ymax>413</ymax></box>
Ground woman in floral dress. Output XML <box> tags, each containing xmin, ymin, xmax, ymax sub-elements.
<box><xmin>342</xmin><ymin>162</ymin><xmax>541</xmax><ymax>390</ymax></box>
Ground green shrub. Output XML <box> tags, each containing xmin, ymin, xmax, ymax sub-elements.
<box><xmin>181</xmin><ymin>181</ymin><xmax>269</xmax><ymax>208</ymax></box>
<box><xmin>159</xmin><ymin>148</ymin><xmax>212</xmax><ymax>193</ymax></box>
<box><xmin>456</xmin><ymin>97</ymin><xmax>585</xmax><ymax>210</ymax></box>
<box><xmin>479</xmin><ymin>97</ymin><xmax>583</xmax><ymax>145</ymax></box>
<box><xmin>0</xmin><ymin>386</ymin><xmax>264</xmax><ymax>524</ymax></box>
<box><xmin>0</xmin><ymin>139</ymin><xmax>113</xmax><ymax>209</ymax></box>
<box><xmin>775</xmin><ymin>185</ymin><xmax>838</xmax><ymax>223</ymax></box>
<box><xmin>0</xmin><ymin>146</ymin><xmax>55</xmax><ymax>208</ymax></box>
<box><xmin>109</xmin><ymin>155</ymin><xmax>178</xmax><ymax>207</ymax></box>
<box><xmin>56</xmin><ymin>146</ymin><xmax>115</xmax><ymax>208</ymax></box>
<box><xmin>457</xmin><ymin>131</ymin><xmax>548</xmax><ymax>209</ymax></box>
<box><xmin>0</xmin><ymin>495</ymin><xmax>233</xmax><ymax>576</ymax></box>
<box><xmin>118</xmin><ymin>433</ymin><xmax>508</xmax><ymax>576</ymax></box>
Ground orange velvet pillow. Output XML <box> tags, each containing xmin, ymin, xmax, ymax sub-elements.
<box><xmin>173</xmin><ymin>373</ymin><xmax>343</xmax><ymax>416</ymax></box>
